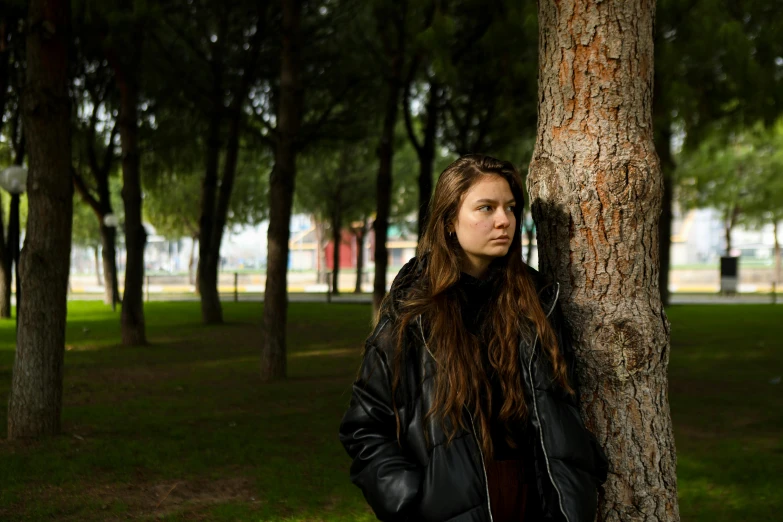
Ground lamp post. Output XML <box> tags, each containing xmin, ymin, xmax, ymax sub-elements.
<box><xmin>0</xmin><ymin>165</ymin><xmax>28</xmax><ymax>329</ymax></box>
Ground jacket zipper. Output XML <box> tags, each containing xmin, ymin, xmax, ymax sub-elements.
<box><xmin>526</xmin><ymin>282</ymin><xmax>570</xmax><ymax>522</ymax></box>
<box><xmin>417</xmin><ymin>316</ymin><xmax>494</xmax><ymax>522</ymax></box>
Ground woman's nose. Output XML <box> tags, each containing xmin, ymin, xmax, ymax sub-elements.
<box><xmin>495</xmin><ymin>210</ymin><xmax>510</xmax><ymax>228</ymax></box>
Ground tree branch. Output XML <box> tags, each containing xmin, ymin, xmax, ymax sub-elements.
<box><xmin>72</xmin><ymin>166</ymin><xmax>102</xmax><ymax>216</ymax></box>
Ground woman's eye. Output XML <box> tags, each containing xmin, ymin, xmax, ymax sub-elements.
<box><xmin>478</xmin><ymin>205</ymin><xmax>492</xmax><ymax>212</ymax></box>
<box><xmin>506</xmin><ymin>205</ymin><xmax>515</xmax><ymax>212</ymax></box>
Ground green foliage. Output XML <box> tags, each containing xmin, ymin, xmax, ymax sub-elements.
<box><xmin>71</xmin><ymin>194</ymin><xmax>101</xmax><ymax>249</ymax></box>
<box><xmin>656</xmin><ymin>0</ymin><xmax>783</xmax><ymax>149</ymax></box>
<box><xmin>678</xmin><ymin>119</ymin><xmax>783</xmax><ymax>232</ymax></box>
<box><xmin>296</xmin><ymin>144</ymin><xmax>375</xmax><ymax>225</ymax></box>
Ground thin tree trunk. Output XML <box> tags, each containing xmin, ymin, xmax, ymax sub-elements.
<box><xmin>0</xmin><ymin>236</ymin><xmax>10</xmax><ymax>318</ymax></box>
<box><xmin>417</xmin><ymin>84</ymin><xmax>438</xmax><ymax>239</ymax></box>
<box><xmin>189</xmin><ymin>236</ymin><xmax>197</xmax><ymax>286</ymax></box>
<box><xmin>654</xmin><ymin>29</ymin><xmax>674</xmax><ymax>308</ymax></box>
<box><xmin>525</xmin><ymin>219</ymin><xmax>534</xmax><ymax>265</ymax></box>
<box><xmin>8</xmin><ymin>0</ymin><xmax>72</xmax><ymax>439</ymax></box>
<box><xmin>373</xmin><ymin>41</ymin><xmax>405</xmax><ymax>313</ymax></box>
<box><xmin>260</xmin><ymin>0</ymin><xmax>303</xmax><ymax>381</ymax></box>
<box><xmin>115</xmin><ymin>34</ymin><xmax>147</xmax><ymax>346</ymax></box>
<box><xmin>197</xmin><ymin>101</ymin><xmax>223</xmax><ymax>324</ymax></box>
<box><xmin>100</xmin><ymin>224</ymin><xmax>120</xmax><ymax>309</ymax></box>
<box><xmin>314</xmin><ymin>218</ymin><xmax>327</xmax><ymax>284</ymax></box>
<box><xmin>774</xmin><ymin>221</ymin><xmax>780</xmax><ymax>286</ymax></box>
<box><xmin>354</xmin><ymin>218</ymin><xmax>367</xmax><ymax>294</ymax></box>
<box><xmin>0</xmin><ymin>19</ymin><xmax>9</xmax><ymax>319</ymax></box>
<box><xmin>331</xmin><ymin>207</ymin><xmax>342</xmax><ymax>296</ymax></box>
<box><xmin>94</xmin><ymin>246</ymin><xmax>102</xmax><ymax>286</ymax></box>
<box><xmin>528</xmin><ymin>1</ymin><xmax>679</xmax><ymax>520</ymax></box>
<box><xmin>0</xmin><ymin>195</ymin><xmax>11</xmax><ymax>318</ymax></box>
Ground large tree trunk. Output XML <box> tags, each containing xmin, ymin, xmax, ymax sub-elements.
<box><xmin>115</xmin><ymin>38</ymin><xmax>147</xmax><ymax>346</ymax></box>
<box><xmin>260</xmin><ymin>0</ymin><xmax>303</xmax><ymax>381</ymax></box>
<box><xmin>528</xmin><ymin>2</ymin><xmax>679</xmax><ymax>521</ymax></box>
<box><xmin>100</xmin><ymin>223</ymin><xmax>120</xmax><ymax>309</ymax></box>
<box><xmin>7</xmin><ymin>0</ymin><xmax>72</xmax><ymax>439</ymax></box>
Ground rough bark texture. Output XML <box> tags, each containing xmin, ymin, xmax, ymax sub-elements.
<box><xmin>7</xmin><ymin>0</ymin><xmax>72</xmax><ymax>438</ymax></box>
<box><xmin>260</xmin><ymin>0</ymin><xmax>303</xmax><ymax>381</ymax></box>
<box><xmin>115</xmin><ymin>37</ymin><xmax>147</xmax><ymax>346</ymax></box>
<box><xmin>528</xmin><ymin>2</ymin><xmax>679</xmax><ymax>521</ymax></box>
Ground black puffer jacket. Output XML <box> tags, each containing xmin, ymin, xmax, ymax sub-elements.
<box><xmin>339</xmin><ymin>257</ymin><xmax>609</xmax><ymax>522</ymax></box>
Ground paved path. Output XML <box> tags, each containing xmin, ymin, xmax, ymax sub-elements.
<box><xmin>65</xmin><ymin>292</ymin><xmax>782</xmax><ymax>305</ymax></box>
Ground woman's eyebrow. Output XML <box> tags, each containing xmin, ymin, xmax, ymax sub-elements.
<box><xmin>474</xmin><ymin>198</ymin><xmax>516</xmax><ymax>205</ymax></box>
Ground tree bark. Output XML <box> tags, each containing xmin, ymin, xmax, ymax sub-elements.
<box><xmin>354</xmin><ymin>218</ymin><xmax>367</xmax><ymax>294</ymax></box>
<box><xmin>115</xmin><ymin>33</ymin><xmax>147</xmax><ymax>346</ymax></box>
<box><xmin>260</xmin><ymin>0</ymin><xmax>303</xmax><ymax>381</ymax></box>
<box><xmin>331</xmin><ymin>206</ymin><xmax>342</xmax><ymax>296</ymax></box>
<box><xmin>7</xmin><ymin>0</ymin><xmax>72</xmax><ymax>439</ymax></box>
<box><xmin>528</xmin><ymin>2</ymin><xmax>679</xmax><ymax>521</ymax></box>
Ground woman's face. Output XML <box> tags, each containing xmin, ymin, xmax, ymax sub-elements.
<box><xmin>452</xmin><ymin>175</ymin><xmax>516</xmax><ymax>278</ymax></box>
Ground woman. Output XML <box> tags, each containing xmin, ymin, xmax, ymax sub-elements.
<box><xmin>339</xmin><ymin>154</ymin><xmax>608</xmax><ymax>522</ymax></box>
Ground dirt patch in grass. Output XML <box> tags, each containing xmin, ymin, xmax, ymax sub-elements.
<box><xmin>2</xmin><ymin>475</ymin><xmax>258</xmax><ymax>521</ymax></box>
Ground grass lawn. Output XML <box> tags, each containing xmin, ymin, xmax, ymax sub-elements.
<box><xmin>0</xmin><ymin>301</ymin><xmax>781</xmax><ymax>521</ymax></box>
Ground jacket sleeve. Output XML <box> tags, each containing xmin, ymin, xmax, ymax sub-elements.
<box><xmin>339</xmin><ymin>341</ymin><xmax>422</xmax><ymax>521</ymax></box>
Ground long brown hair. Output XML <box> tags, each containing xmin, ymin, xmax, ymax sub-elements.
<box><xmin>386</xmin><ymin>154</ymin><xmax>572</xmax><ymax>460</ymax></box>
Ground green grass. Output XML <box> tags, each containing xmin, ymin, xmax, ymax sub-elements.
<box><xmin>0</xmin><ymin>301</ymin><xmax>781</xmax><ymax>521</ymax></box>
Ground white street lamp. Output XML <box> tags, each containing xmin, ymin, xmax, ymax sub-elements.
<box><xmin>0</xmin><ymin>165</ymin><xmax>28</xmax><ymax>328</ymax></box>
<box><xmin>0</xmin><ymin>165</ymin><xmax>27</xmax><ymax>195</ymax></box>
<box><xmin>103</xmin><ymin>213</ymin><xmax>120</xmax><ymax>228</ymax></box>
